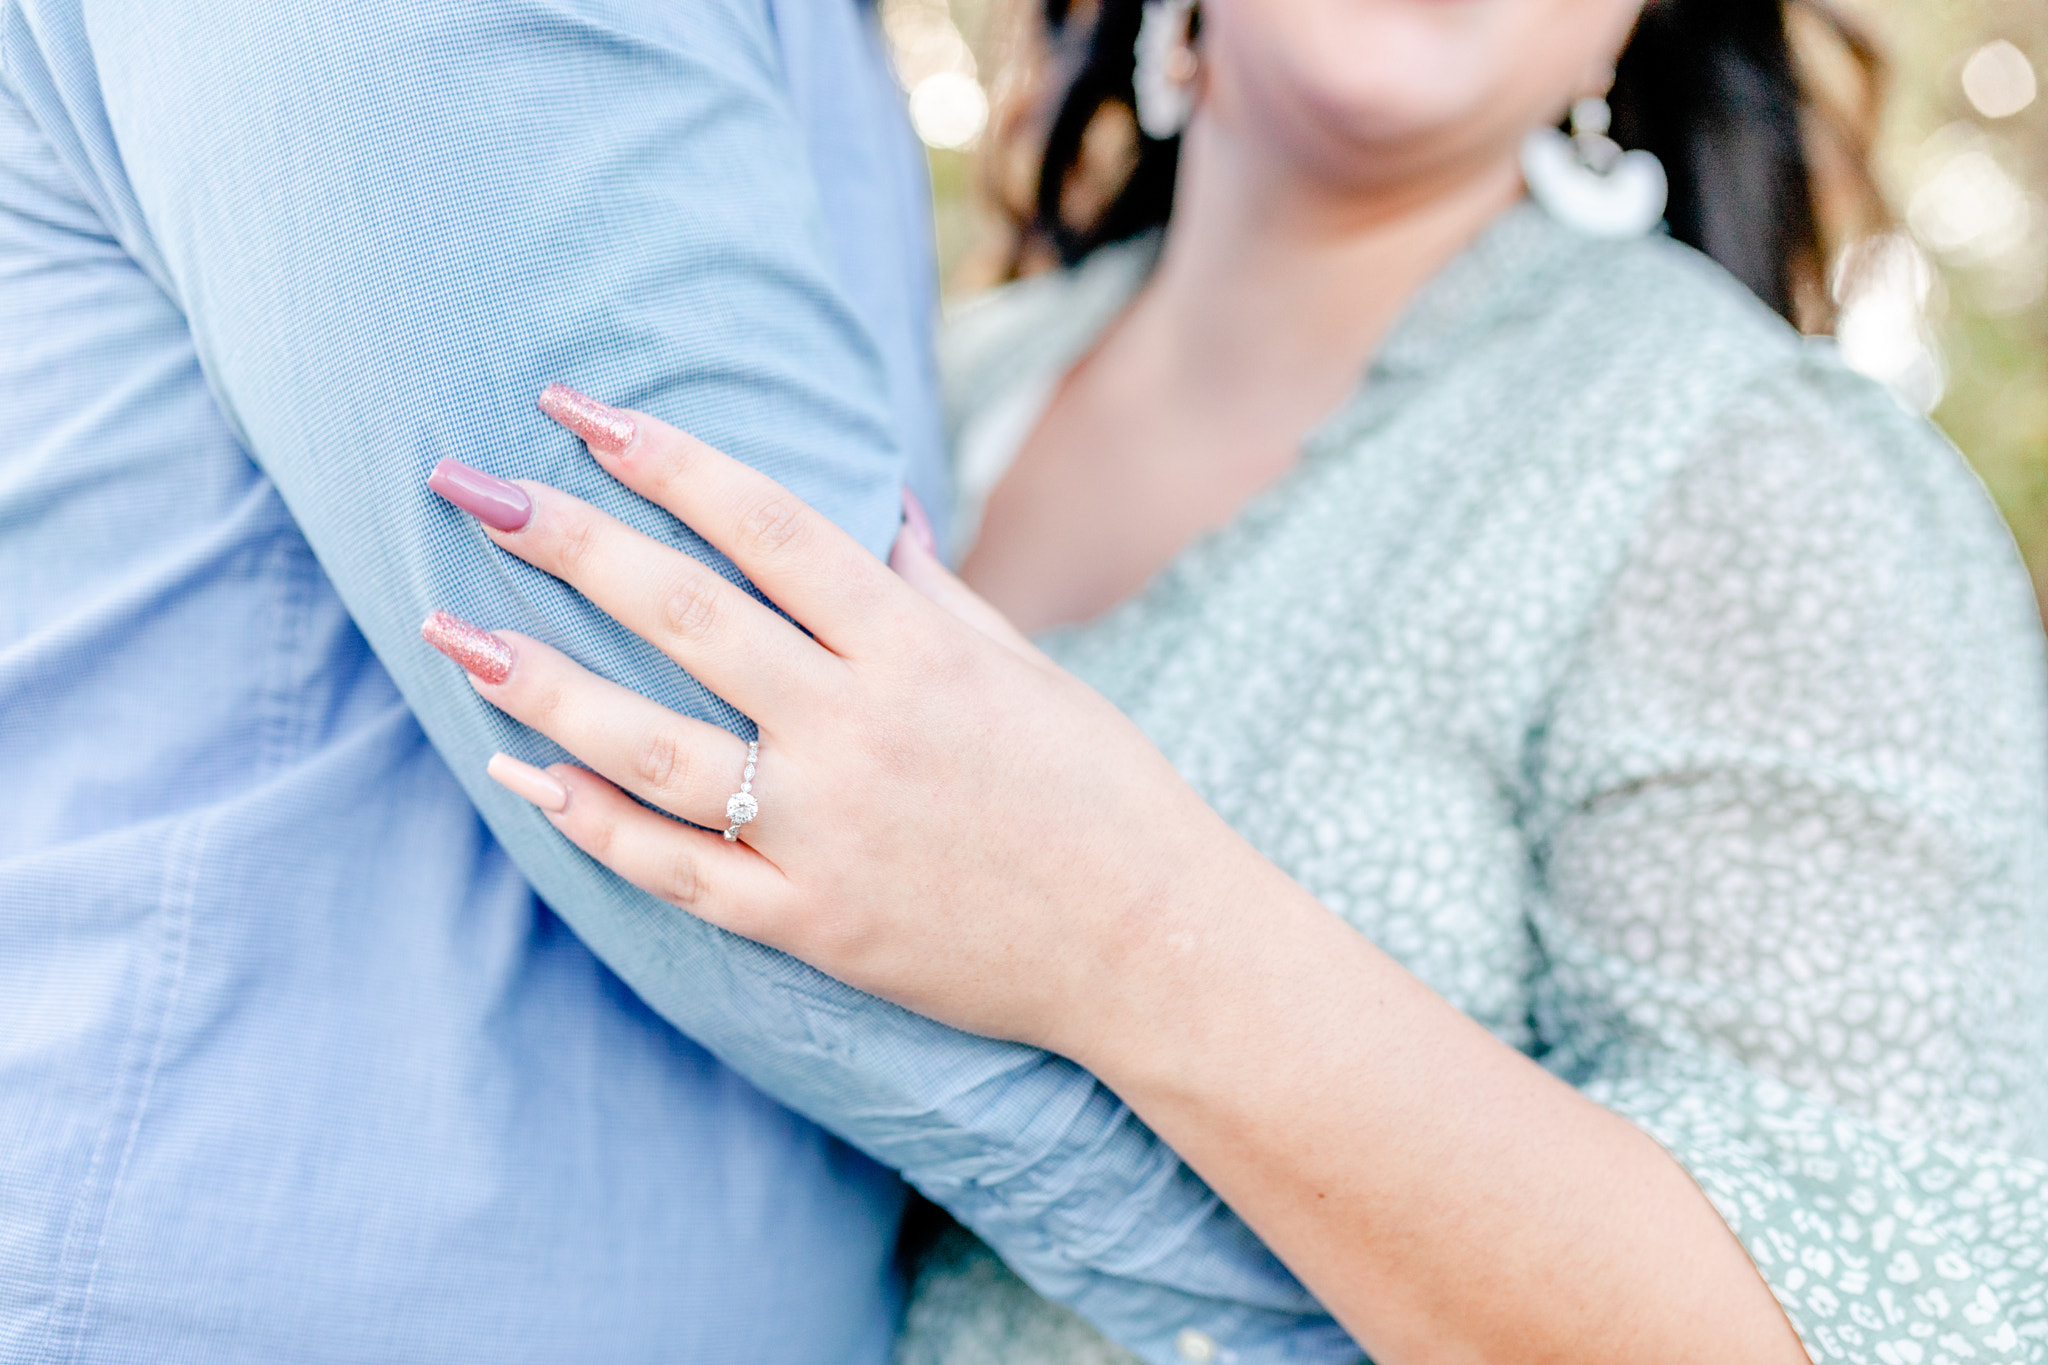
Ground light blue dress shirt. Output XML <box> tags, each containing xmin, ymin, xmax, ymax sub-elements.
<box><xmin>0</xmin><ymin>2</ymin><xmax>1351</xmax><ymax>1362</ymax></box>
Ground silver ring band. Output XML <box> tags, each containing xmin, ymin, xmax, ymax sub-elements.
<box><xmin>723</xmin><ymin>740</ymin><xmax>759</xmax><ymax>841</ymax></box>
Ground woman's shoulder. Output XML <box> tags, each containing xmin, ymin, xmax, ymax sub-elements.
<box><xmin>1507</xmin><ymin>219</ymin><xmax>1809</xmax><ymax>410</ymax></box>
<box><xmin>1500</xmin><ymin>226</ymin><xmax>2044</xmax><ymax>713</ymax></box>
<box><xmin>1479</xmin><ymin>217</ymin><xmax>1977</xmax><ymax>522</ymax></box>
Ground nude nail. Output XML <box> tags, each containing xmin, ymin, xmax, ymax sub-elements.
<box><xmin>487</xmin><ymin>753</ymin><xmax>569</xmax><ymax>813</ymax></box>
<box><xmin>428</xmin><ymin>458</ymin><xmax>532</xmax><ymax>532</ymax></box>
<box><xmin>420</xmin><ymin>609</ymin><xmax>514</xmax><ymax>685</ymax></box>
<box><xmin>538</xmin><ymin>383</ymin><xmax>636</xmax><ymax>456</ymax></box>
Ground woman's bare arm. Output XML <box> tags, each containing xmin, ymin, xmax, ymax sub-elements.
<box><xmin>432</xmin><ymin>398</ymin><xmax>1809</xmax><ymax>1363</ymax></box>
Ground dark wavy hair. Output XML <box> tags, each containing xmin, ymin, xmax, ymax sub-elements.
<box><xmin>984</xmin><ymin>0</ymin><xmax>1887</xmax><ymax>328</ymax></box>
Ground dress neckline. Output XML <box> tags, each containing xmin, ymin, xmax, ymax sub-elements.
<box><xmin>947</xmin><ymin>202</ymin><xmax>1580</xmax><ymax>630</ymax></box>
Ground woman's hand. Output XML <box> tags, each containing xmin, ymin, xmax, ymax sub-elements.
<box><xmin>422</xmin><ymin>386</ymin><xmax>1813</xmax><ymax>1365</ymax></box>
<box><xmin>422</xmin><ymin>386</ymin><xmax>1269</xmax><ymax>1060</ymax></box>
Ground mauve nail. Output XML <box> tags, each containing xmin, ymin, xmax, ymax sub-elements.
<box><xmin>901</xmin><ymin>484</ymin><xmax>938</xmax><ymax>558</ymax></box>
<box><xmin>428</xmin><ymin>458</ymin><xmax>532</xmax><ymax>532</ymax></box>
<box><xmin>538</xmin><ymin>383</ymin><xmax>636</xmax><ymax>456</ymax></box>
<box><xmin>421</xmin><ymin>609</ymin><xmax>514</xmax><ymax>685</ymax></box>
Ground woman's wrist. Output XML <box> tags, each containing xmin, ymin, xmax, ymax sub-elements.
<box><xmin>1048</xmin><ymin>817</ymin><xmax>1352</xmax><ymax>1100</ymax></box>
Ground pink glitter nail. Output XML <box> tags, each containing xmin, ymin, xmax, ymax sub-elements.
<box><xmin>538</xmin><ymin>383</ymin><xmax>636</xmax><ymax>456</ymax></box>
<box><xmin>420</xmin><ymin>609</ymin><xmax>513</xmax><ymax>685</ymax></box>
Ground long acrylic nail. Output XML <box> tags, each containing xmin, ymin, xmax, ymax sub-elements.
<box><xmin>901</xmin><ymin>484</ymin><xmax>938</xmax><ymax>558</ymax></box>
<box><xmin>428</xmin><ymin>458</ymin><xmax>532</xmax><ymax>532</ymax></box>
<box><xmin>420</xmin><ymin>609</ymin><xmax>514</xmax><ymax>685</ymax></box>
<box><xmin>487</xmin><ymin>753</ymin><xmax>569</xmax><ymax>813</ymax></box>
<box><xmin>538</xmin><ymin>383</ymin><xmax>636</xmax><ymax>456</ymax></box>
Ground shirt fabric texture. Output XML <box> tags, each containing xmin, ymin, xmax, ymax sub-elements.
<box><xmin>904</xmin><ymin>205</ymin><xmax>2048</xmax><ymax>1363</ymax></box>
<box><xmin>0</xmin><ymin>2</ymin><xmax>1345</xmax><ymax>1362</ymax></box>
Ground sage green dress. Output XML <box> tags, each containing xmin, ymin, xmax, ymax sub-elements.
<box><xmin>897</xmin><ymin>205</ymin><xmax>2048</xmax><ymax>1365</ymax></box>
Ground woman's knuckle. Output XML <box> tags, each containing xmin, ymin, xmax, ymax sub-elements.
<box><xmin>660</xmin><ymin>849</ymin><xmax>706</xmax><ymax>909</ymax></box>
<box><xmin>660</xmin><ymin>573</ymin><xmax>722</xmax><ymax>644</ymax></box>
<box><xmin>633</xmin><ymin>727</ymin><xmax>692</xmax><ymax>798</ymax></box>
<box><xmin>553</xmin><ymin>512</ymin><xmax>600</xmax><ymax>575</ymax></box>
<box><xmin>738</xmin><ymin>494</ymin><xmax>809</xmax><ymax>557</ymax></box>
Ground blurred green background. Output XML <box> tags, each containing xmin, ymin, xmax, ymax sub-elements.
<box><xmin>881</xmin><ymin>0</ymin><xmax>2048</xmax><ymax>612</ymax></box>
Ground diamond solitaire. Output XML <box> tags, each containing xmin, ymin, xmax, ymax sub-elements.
<box><xmin>723</xmin><ymin>740</ymin><xmax>760</xmax><ymax>841</ymax></box>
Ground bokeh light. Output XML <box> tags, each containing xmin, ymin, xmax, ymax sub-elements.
<box><xmin>1835</xmin><ymin>233</ymin><xmax>1948</xmax><ymax>413</ymax></box>
<box><xmin>1906</xmin><ymin>124</ymin><xmax>2036</xmax><ymax>265</ymax></box>
<box><xmin>910</xmin><ymin>72</ymin><xmax>990</xmax><ymax>150</ymax></box>
<box><xmin>882</xmin><ymin>0</ymin><xmax>989</xmax><ymax>150</ymax></box>
<box><xmin>1963</xmin><ymin>39</ymin><xmax>2039</xmax><ymax>120</ymax></box>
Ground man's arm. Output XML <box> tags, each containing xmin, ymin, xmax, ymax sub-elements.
<box><xmin>10</xmin><ymin>1</ymin><xmax>1353</xmax><ymax>1358</ymax></box>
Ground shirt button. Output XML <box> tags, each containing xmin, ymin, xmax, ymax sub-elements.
<box><xmin>1174</xmin><ymin>1328</ymin><xmax>1219</xmax><ymax>1362</ymax></box>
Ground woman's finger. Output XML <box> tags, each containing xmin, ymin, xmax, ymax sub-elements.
<box><xmin>425</xmin><ymin>617</ymin><xmax>759</xmax><ymax>833</ymax></box>
<box><xmin>538</xmin><ymin>384</ymin><xmax>903</xmax><ymax>656</ymax></box>
<box><xmin>888</xmin><ymin>518</ymin><xmax>1050</xmax><ymax>667</ymax></box>
<box><xmin>438</xmin><ymin>467</ymin><xmax>844</xmax><ymax>718</ymax></box>
<box><xmin>498</xmin><ymin>760</ymin><xmax>790</xmax><ymax>937</ymax></box>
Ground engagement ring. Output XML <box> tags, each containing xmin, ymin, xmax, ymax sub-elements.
<box><xmin>724</xmin><ymin>740</ymin><xmax>759</xmax><ymax>841</ymax></box>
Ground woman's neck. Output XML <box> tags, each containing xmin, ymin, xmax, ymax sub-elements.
<box><xmin>959</xmin><ymin>119</ymin><xmax>1528</xmax><ymax>634</ymax></box>
<box><xmin>1127</xmin><ymin>118</ymin><xmax>1526</xmax><ymax>417</ymax></box>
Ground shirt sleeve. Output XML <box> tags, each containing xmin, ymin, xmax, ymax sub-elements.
<box><xmin>6</xmin><ymin>2</ymin><xmax>1351</xmax><ymax>1358</ymax></box>
<box><xmin>1529</xmin><ymin>354</ymin><xmax>2048</xmax><ymax>1360</ymax></box>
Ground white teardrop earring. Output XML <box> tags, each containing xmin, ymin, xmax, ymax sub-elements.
<box><xmin>1134</xmin><ymin>0</ymin><xmax>1198</xmax><ymax>140</ymax></box>
<box><xmin>1520</xmin><ymin>92</ymin><xmax>1668</xmax><ymax>239</ymax></box>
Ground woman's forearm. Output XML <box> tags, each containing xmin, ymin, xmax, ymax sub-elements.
<box><xmin>1065</xmin><ymin>841</ymin><xmax>1808</xmax><ymax>1365</ymax></box>
<box><xmin>439</xmin><ymin>396</ymin><xmax>1807</xmax><ymax>1361</ymax></box>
